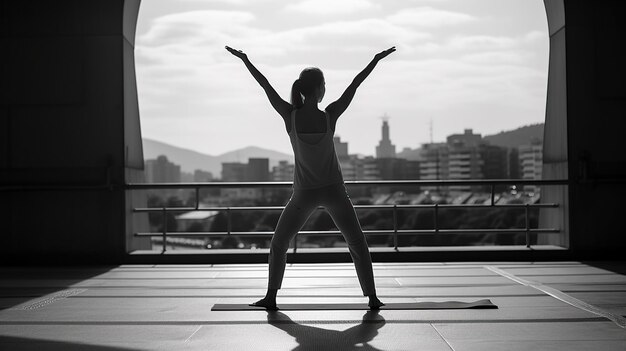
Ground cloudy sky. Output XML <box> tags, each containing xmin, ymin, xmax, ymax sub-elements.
<box><xmin>135</xmin><ymin>0</ymin><xmax>549</xmax><ymax>156</ymax></box>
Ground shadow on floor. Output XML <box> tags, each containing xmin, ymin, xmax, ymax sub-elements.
<box><xmin>0</xmin><ymin>336</ymin><xmax>142</xmax><ymax>351</ymax></box>
<box><xmin>585</xmin><ymin>261</ymin><xmax>626</xmax><ymax>276</ymax></box>
<box><xmin>0</xmin><ymin>266</ymin><xmax>116</xmax><ymax>310</ymax></box>
<box><xmin>267</xmin><ymin>310</ymin><xmax>386</xmax><ymax>351</ymax></box>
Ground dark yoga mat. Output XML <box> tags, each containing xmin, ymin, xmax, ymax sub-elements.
<box><xmin>211</xmin><ymin>299</ymin><xmax>497</xmax><ymax>311</ymax></box>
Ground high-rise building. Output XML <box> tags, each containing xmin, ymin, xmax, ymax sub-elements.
<box><xmin>333</xmin><ymin>136</ymin><xmax>349</xmax><ymax>161</ymax></box>
<box><xmin>447</xmin><ymin>133</ymin><xmax>483</xmax><ymax>192</ymax></box>
<box><xmin>362</xmin><ymin>157</ymin><xmax>382</xmax><ymax>180</ymax></box>
<box><xmin>446</xmin><ymin>129</ymin><xmax>482</xmax><ymax>148</ymax></box>
<box><xmin>479</xmin><ymin>144</ymin><xmax>509</xmax><ymax>179</ymax></box>
<box><xmin>338</xmin><ymin>157</ymin><xmax>357</xmax><ymax>180</ymax></box>
<box><xmin>339</xmin><ymin>155</ymin><xmax>381</xmax><ymax>181</ymax></box>
<box><xmin>221</xmin><ymin>162</ymin><xmax>247</xmax><ymax>181</ymax></box>
<box><xmin>418</xmin><ymin>129</ymin><xmax>519</xmax><ymax>193</ymax></box>
<box><xmin>193</xmin><ymin>169</ymin><xmax>213</xmax><ymax>182</ymax></box>
<box><xmin>373</xmin><ymin>158</ymin><xmax>421</xmax><ymax>193</ymax></box>
<box><xmin>271</xmin><ymin>160</ymin><xmax>295</xmax><ymax>181</ymax></box>
<box><xmin>519</xmin><ymin>138</ymin><xmax>543</xmax><ymax>192</ymax></box>
<box><xmin>180</xmin><ymin>172</ymin><xmax>194</xmax><ymax>182</ymax></box>
<box><xmin>375</xmin><ymin>117</ymin><xmax>396</xmax><ymax>158</ymax></box>
<box><xmin>447</xmin><ymin>129</ymin><xmax>492</xmax><ymax>192</ymax></box>
<box><xmin>221</xmin><ymin>158</ymin><xmax>270</xmax><ymax>182</ymax></box>
<box><xmin>247</xmin><ymin>158</ymin><xmax>270</xmax><ymax>181</ymax></box>
<box><xmin>419</xmin><ymin>129</ymin><xmax>508</xmax><ymax>192</ymax></box>
<box><xmin>375</xmin><ymin>158</ymin><xmax>420</xmax><ymax>180</ymax></box>
<box><xmin>220</xmin><ymin>158</ymin><xmax>268</xmax><ymax>201</ymax></box>
<box><xmin>419</xmin><ymin>143</ymin><xmax>449</xmax><ymax>191</ymax></box>
<box><xmin>507</xmin><ymin>148</ymin><xmax>520</xmax><ymax>180</ymax></box>
<box><xmin>145</xmin><ymin>155</ymin><xmax>181</xmax><ymax>183</ymax></box>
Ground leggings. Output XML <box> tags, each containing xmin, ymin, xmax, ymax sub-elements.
<box><xmin>268</xmin><ymin>183</ymin><xmax>377</xmax><ymax>296</ymax></box>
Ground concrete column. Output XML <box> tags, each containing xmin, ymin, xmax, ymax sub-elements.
<box><xmin>0</xmin><ymin>0</ymin><xmax>149</xmax><ymax>264</ymax></box>
<box><xmin>541</xmin><ymin>0</ymin><xmax>626</xmax><ymax>257</ymax></box>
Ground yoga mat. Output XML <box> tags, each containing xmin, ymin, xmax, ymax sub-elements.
<box><xmin>211</xmin><ymin>299</ymin><xmax>497</xmax><ymax>311</ymax></box>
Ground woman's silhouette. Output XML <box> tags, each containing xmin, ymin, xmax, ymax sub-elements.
<box><xmin>267</xmin><ymin>310</ymin><xmax>386</xmax><ymax>351</ymax></box>
<box><xmin>225</xmin><ymin>45</ymin><xmax>396</xmax><ymax>310</ymax></box>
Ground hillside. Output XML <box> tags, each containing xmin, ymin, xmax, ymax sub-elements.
<box><xmin>143</xmin><ymin>138</ymin><xmax>221</xmax><ymax>174</ymax></box>
<box><xmin>483</xmin><ymin>123</ymin><xmax>544</xmax><ymax>149</ymax></box>
<box><xmin>142</xmin><ymin>138</ymin><xmax>293</xmax><ymax>176</ymax></box>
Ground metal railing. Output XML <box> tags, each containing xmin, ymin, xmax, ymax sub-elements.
<box><xmin>127</xmin><ymin>179</ymin><xmax>568</xmax><ymax>253</ymax></box>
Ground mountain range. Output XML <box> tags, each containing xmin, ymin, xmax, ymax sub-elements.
<box><xmin>142</xmin><ymin>138</ymin><xmax>293</xmax><ymax>176</ymax></box>
<box><xmin>144</xmin><ymin>123</ymin><xmax>544</xmax><ymax>174</ymax></box>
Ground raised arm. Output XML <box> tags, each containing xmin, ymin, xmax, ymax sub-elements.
<box><xmin>326</xmin><ymin>47</ymin><xmax>396</xmax><ymax>127</ymax></box>
<box><xmin>225</xmin><ymin>46</ymin><xmax>292</xmax><ymax>119</ymax></box>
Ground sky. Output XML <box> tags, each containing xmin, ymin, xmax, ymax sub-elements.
<box><xmin>135</xmin><ymin>0</ymin><xmax>549</xmax><ymax>156</ymax></box>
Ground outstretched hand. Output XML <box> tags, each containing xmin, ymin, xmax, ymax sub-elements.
<box><xmin>374</xmin><ymin>46</ymin><xmax>396</xmax><ymax>62</ymax></box>
<box><xmin>225</xmin><ymin>46</ymin><xmax>247</xmax><ymax>60</ymax></box>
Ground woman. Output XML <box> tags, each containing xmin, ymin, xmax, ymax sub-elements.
<box><xmin>225</xmin><ymin>45</ymin><xmax>396</xmax><ymax>310</ymax></box>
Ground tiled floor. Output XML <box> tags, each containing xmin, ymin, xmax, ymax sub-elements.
<box><xmin>1</xmin><ymin>262</ymin><xmax>625</xmax><ymax>350</ymax></box>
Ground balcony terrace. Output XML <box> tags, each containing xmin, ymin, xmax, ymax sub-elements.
<box><xmin>2</xmin><ymin>0</ymin><xmax>626</xmax><ymax>349</ymax></box>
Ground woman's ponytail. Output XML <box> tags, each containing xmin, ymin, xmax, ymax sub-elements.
<box><xmin>290</xmin><ymin>68</ymin><xmax>324</xmax><ymax>109</ymax></box>
<box><xmin>290</xmin><ymin>79</ymin><xmax>304</xmax><ymax>109</ymax></box>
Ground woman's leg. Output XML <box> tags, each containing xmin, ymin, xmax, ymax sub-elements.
<box><xmin>252</xmin><ymin>190</ymin><xmax>316</xmax><ymax>309</ymax></box>
<box><xmin>323</xmin><ymin>185</ymin><xmax>378</xmax><ymax>298</ymax></box>
<box><xmin>268</xmin><ymin>192</ymin><xmax>316</xmax><ymax>289</ymax></box>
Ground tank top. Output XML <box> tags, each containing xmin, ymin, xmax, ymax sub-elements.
<box><xmin>288</xmin><ymin>109</ymin><xmax>344</xmax><ymax>189</ymax></box>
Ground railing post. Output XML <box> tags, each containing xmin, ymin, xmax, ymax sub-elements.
<box><xmin>525</xmin><ymin>203</ymin><xmax>531</xmax><ymax>248</ymax></box>
<box><xmin>490</xmin><ymin>184</ymin><xmax>495</xmax><ymax>206</ymax></box>
<box><xmin>195</xmin><ymin>187</ymin><xmax>200</xmax><ymax>210</ymax></box>
<box><xmin>434</xmin><ymin>203</ymin><xmax>439</xmax><ymax>235</ymax></box>
<box><xmin>293</xmin><ymin>234</ymin><xmax>298</xmax><ymax>254</ymax></box>
<box><xmin>161</xmin><ymin>207</ymin><xmax>167</xmax><ymax>253</ymax></box>
<box><xmin>393</xmin><ymin>205</ymin><xmax>398</xmax><ymax>251</ymax></box>
<box><xmin>227</xmin><ymin>207</ymin><xmax>232</xmax><ymax>235</ymax></box>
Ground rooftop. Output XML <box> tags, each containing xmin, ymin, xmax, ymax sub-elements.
<box><xmin>1</xmin><ymin>261</ymin><xmax>625</xmax><ymax>350</ymax></box>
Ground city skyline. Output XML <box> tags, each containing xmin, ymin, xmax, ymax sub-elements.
<box><xmin>143</xmin><ymin>119</ymin><xmax>543</xmax><ymax>161</ymax></box>
<box><xmin>135</xmin><ymin>0</ymin><xmax>549</xmax><ymax>156</ymax></box>
<box><xmin>145</xmin><ymin>120</ymin><xmax>543</xmax><ymax>184</ymax></box>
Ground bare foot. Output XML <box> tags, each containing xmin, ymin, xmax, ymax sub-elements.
<box><xmin>368</xmin><ymin>296</ymin><xmax>385</xmax><ymax>310</ymax></box>
<box><xmin>249</xmin><ymin>297</ymin><xmax>278</xmax><ymax>311</ymax></box>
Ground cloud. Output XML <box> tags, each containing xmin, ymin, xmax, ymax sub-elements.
<box><xmin>285</xmin><ymin>0</ymin><xmax>379</xmax><ymax>15</ymax></box>
<box><xmin>138</xmin><ymin>8</ymin><xmax>430</xmax><ymax>71</ymax></box>
<box><xmin>460</xmin><ymin>51</ymin><xmax>533</xmax><ymax>65</ymax></box>
<box><xmin>137</xmin><ymin>10</ymin><xmax>271</xmax><ymax>68</ymax></box>
<box><xmin>263</xmin><ymin>19</ymin><xmax>430</xmax><ymax>56</ymax></box>
<box><xmin>135</xmin><ymin>1</ymin><xmax>549</xmax><ymax>155</ymax></box>
<box><xmin>523</xmin><ymin>30</ymin><xmax>546</xmax><ymax>42</ymax></box>
<box><xmin>447</xmin><ymin>35</ymin><xmax>516</xmax><ymax>51</ymax></box>
<box><xmin>139</xmin><ymin>10</ymin><xmax>258</xmax><ymax>47</ymax></box>
<box><xmin>387</xmin><ymin>7</ymin><xmax>475</xmax><ymax>27</ymax></box>
<box><xmin>180</xmin><ymin>0</ymin><xmax>274</xmax><ymax>4</ymax></box>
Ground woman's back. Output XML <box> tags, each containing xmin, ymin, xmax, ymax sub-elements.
<box><xmin>287</xmin><ymin>107</ymin><xmax>329</xmax><ymax>133</ymax></box>
<box><xmin>288</xmin><ymin>108</ymin><xmax>343</xmax><ymax>189</ymax></box>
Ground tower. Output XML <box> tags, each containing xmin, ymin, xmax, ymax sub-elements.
<box><xmin>375</xmin><ymin>114</ymin><xmax>396</xmax><ymax>158</ymax></box>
